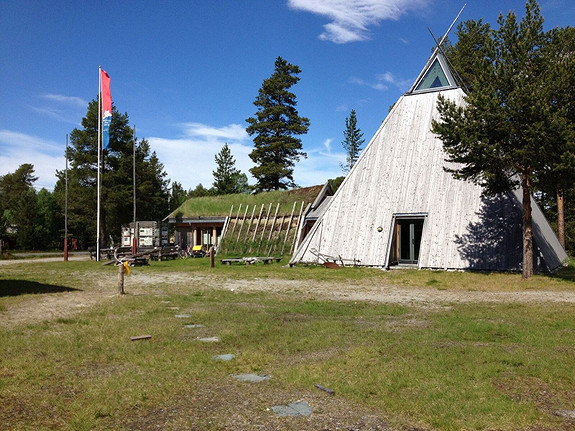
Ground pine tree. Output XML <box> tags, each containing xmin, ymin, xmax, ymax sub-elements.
<box><xmin>0</xmin><ymin>164</ymin><xmax>39</xmax><ymax>249</ymax></box>
<box><xmin>446</xmin><ymin>8</ymin><xmax>575</xmax><ymax>255</ymax></box>
<box><xmin>432</xmin><ymin>0</ymin><xmax>558</xmax><ymax>278</ymax></box>
<box><xmin>212</xmin><ymin>143</ymin><xmax>241</xmax><ymax>195</ymax></box>
<box><xmin>537</xmin><ymin>26</ymin><xmax>575</xmax><ymax>250</ymax></box>
<box><xmin>246</xmin><ymin>56</ymin><xmax>310</xmax><ymax>191</ymax></box>
<box><xmin>55</xmin><ymin>99</ymin><xmax>170</xmax><ymax>248</ymax></box>
<box><xmin>341</xmin><ymin>109</ymin><xmax>365</xmax><ymax>173</ymax></box>
<box><xmin>169</xmin><ymin>181</ymin><xmax>189</xmax><ymax>212</ymax></box>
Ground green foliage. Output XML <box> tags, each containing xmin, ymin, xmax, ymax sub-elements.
<box><xmin>433</xmin><ymin>0</ymin><xmax>571</xmax><ymax>277</ymax></box>
<box><xmin>212</xmin><ymin>143</ymin><xmax>250</xmax><ymax>195</ymax></box>
<box><xmin>434</xmin><ymin>0</ymin><xmax>551</xmax><ymax>194</ymax></box>
<box><xmin>444</xmin><ymin>19</ymin><xmax>493</xmax><ymax>92</ymax></box>
<box><xmin>0</xmin><ymin>164</ymin><xmax>45</xmax><ymax>249</ymax></box>
<box><xmin>246</xmin><ymin>56</ymin><xmax>310</xmax><ymax>191</ymax></box>
<box><xmin>187</xmin><ymin>183</ymin><xmax>212</xmax><ymax>198</ymax></box>
<box><xmin>35</xmin><ymin>188</ymin><xmax>61</xmax><ymax>249</ymax></box>
<box><xmin>169</xmin><ymin>186</ymin><xmax>320</xmax><ymax>218</ymax></box>
<box><xmin>54</xmin><ymin>99</ymin><xmax>170</xmax><ymax>248</ymax></box>
<box><xmin>340</xmin><ymin>109</ymin><xmax>365</xmax><ymax>173</ymax></box>
<box><xmin>169</xmin><ymin>181</ymin><xmax>189</xmax><ymax>213</ymax></box>
<box><xmin>328</xmin><ymin>176</ymin><xmax>345</xmax><ymax>193</ymax></box>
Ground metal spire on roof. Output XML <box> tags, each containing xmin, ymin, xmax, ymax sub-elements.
<box><xmin>408</xmin><ymin>4</ymin><xmax>467</xmax><ymax>94</ymax></box>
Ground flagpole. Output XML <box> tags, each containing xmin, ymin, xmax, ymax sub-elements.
<box><xmin>132</xmin><ymin>125</ymin><xmax>137</xmax><ymax>255</ymax></box>
<box><xmin>97</xmin><ymin>66</ymin><xmax>102</xmax><ymax>262</ymax></box>
<box><xmin>64</xmin><ymin>134</ymin><xmax>69</xmax><ymax>262</ymax></box>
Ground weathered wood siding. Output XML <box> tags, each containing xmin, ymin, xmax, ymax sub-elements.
<box><xmin>292</xmin><ymin>88</ymin><xmax>567</xmax><ymax>271</ymax></box>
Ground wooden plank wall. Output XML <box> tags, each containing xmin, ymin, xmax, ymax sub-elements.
<box><xmin>291</xmin><ymin>88</ymin><xmax>565</xmax><ymax>271</ymax></box>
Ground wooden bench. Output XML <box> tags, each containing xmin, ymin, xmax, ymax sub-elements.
<box><xmin>259</xmin><ymin>257</ymin><xmax>282</xmax><ymax>264</ymax></box>
<box><xmin>150</xmin><ymin>246</ymin><xmax>180</xmax><ymax>261</ymax></box>
<box><xmin>220</xmin><ymin>257</ymin><xmax>282</xmax><ymax>265</ymax></box>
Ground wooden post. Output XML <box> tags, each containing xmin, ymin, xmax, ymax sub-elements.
<box><xmin>118</xmin><ymin>263</ymin><xmax>126</xmax><ymax>295</ymax></box>
<box><xmin>218</xmin><ymin>205</ymin><xmax>234</xmax><ymax>254</ymax></box>
<box><xmin>290</xmin><ymin>201</ymin><xmax>307</xmax><ymax>254</ymax></box>
<box><xmin>281</xmin><ymin>202</ymin><xmax>297</xmax><ymax>254</ymax></box>
<box><xmin>258</xmin><ymin>203</ymin><xmax>273</xmax><ymax>254</ymax></box>
<box><xmin>236</xmin><ymin>205</ymin><xmax>249</xmax><ymax>241</ymax></box>
<box><xmin>267</xmin><ymin>203</ymin><xmax>280</xmax><ymax>242</ymax></box>
<box><xmin>252</xmin><ymin>204</ymin><xmax>265</xmax><ymax>242</ymax></box>
<box><xmin>246</xmin><ymin>205</ymin><xmax>256</xmax><ymax>240</ymax></box>
<box><xmin>229</xmin><ymin>204</ymin><xmax>242</xmax><ymax>236</ymax></box>
<box><xmin>209</xmin><ymin>246</ymin><xmax>215</xmax><ymax>268</ymax></box>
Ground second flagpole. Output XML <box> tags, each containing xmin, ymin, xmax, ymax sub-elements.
<box><xmin>96</xmin><ymin>66</ymin><xmax>102</xmax><ymax>262</ymax></box>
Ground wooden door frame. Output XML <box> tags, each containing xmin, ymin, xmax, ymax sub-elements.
<box><xmin>384</xmin><ymin>213</ymin><xmax>428</xmax><ymax>268</ymax></box>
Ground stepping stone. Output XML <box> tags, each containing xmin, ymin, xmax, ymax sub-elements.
<box><xmin>184</xmin><ymin>324</ymin><xmax>205</xmax><ymax>329</ymax></box>
<box><xmin>555</xmin><ymin>410</ymin><xmax>575</xmax><ymax>419</ymax></box>
<box><xmin>197</xmin><ymin>337</ymin><xmax>220</xmax><ymax>343</ymax></box>
<box><xmin>213</xmin><ymin>354</ymin><xmax>236</xmax><ymax>361</ymax></box>
<box><xmin>231</xmin><ymin>373</ymin><xmax>271</xmax><ymax>383</ymax></box>
<box><xmin>160</xmin><ymin>300</ymin><xmax>171</xmax><ymax>304</ymax></box>
<box><xmin>174</xmin><ymin>314</ymin><xmax>191</xmax><ymax>318</ymax></box>
<box><xmin>272</xmin><ymin>401</ymin><xmax>313</xmax><ymax>417</ymax></box>
<box><xmin>167</xmin><ymin>306</ymin><xmax>180</xmax><ymax>310</ymax></box>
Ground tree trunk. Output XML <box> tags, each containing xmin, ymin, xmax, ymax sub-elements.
<box><xmin>557</xmin><ymin>187</ymin><xmax>565</xmax><ymax>249</ymax></box>
<box><xmin>521</xmin><ymin>174</ymin><xmax>534</xmax><ymax>279</ymax></box>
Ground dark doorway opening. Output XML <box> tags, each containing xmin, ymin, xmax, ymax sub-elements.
<box><xmin>389</xmin><ymin>217</ymin><xmax>425</xmax><ymax>266</ymax></box>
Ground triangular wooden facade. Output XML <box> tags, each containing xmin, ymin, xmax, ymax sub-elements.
<box><xmin>291</xmin><ymin>52</ymin><xmax>567</xmax><ymax>272</ymax></box>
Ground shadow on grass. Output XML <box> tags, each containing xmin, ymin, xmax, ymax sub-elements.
<box><xmin>0</xmin><ymin>280</ymin><xmax>81</xmax><ymax>297</ymax></box>
<box><xmin>551</xmin><ymin>263</ymin><xmax>575</xmax><ymax>283</ymax></box>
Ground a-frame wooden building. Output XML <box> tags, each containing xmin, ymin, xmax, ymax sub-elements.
<box><xmin>291</xmin><ymin>43</ymin><xmax>567</xmax><ymax>272</ymax></box>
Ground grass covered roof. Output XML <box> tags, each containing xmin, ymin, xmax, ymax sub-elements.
<box><xmin>167</xmin><ymin>185</ymin><xmax>324</xmax><ymax>219</ymax></box>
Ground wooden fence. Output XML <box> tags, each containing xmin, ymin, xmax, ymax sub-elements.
<box><xmin>217</xmin><ymin>201</ymin><xmax>308</xmax><ymax>256</ymax></box>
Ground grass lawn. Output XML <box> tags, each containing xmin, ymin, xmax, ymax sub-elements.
<box><xmin>0</xmin><ymin>258</ymin><xmax>574</xmax><ymax>430</ymax></box>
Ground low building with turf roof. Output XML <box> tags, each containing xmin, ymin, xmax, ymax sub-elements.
<box><xmin>164</xmin><ymin>183</ymin><xmax>333</xmax><ymax>256</ymax></box>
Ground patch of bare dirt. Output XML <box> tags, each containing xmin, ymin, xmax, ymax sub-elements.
<box><xmin>120</xmin><ymin>377</ymin><xmax>395</xmax><ymax>431</ymax></box>
<box><xmin>2</xmin><ymin>259</ymin><xmax>575</xmax><ymax>328</ymax></box>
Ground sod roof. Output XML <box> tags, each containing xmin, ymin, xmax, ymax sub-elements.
<box><xmin>167</xmin><ymin>185</ymin><xmax>324</xmax><ymax>219</ymax></box>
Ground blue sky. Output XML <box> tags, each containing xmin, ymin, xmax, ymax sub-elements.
<box><xmin>1</xmin><ymin>0</ymin><xmax>574</xmax><ymax>192</ymax></box>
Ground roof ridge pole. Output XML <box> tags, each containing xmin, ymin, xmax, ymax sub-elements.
<box><xmin>427</xmin><ymin>26</ymin><xmax>468</xmax><ymax>92</ymax></box>
<box><xmin>439</xmin><ymin>4</ymin><xmax>466</xmax><ymax>47</ymax></box>
<box><xmin>408</xmin><ymin>4</ymin><xmax>466</xmax><ymax>94</ymax></box>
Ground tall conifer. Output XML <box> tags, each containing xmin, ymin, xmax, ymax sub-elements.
<box><xmin>246</xmin><ymin>56</ymin><xmax>310</xmax><ymax>191</ymax></box>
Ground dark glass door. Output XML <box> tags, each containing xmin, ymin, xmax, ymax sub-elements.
<box><xmin>398</xmin><ymin>219</ymin><xmax>424</xmax><ymax>264</ymax></box>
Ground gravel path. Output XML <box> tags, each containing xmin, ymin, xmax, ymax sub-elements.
<box><xmin>1</xmin><ymin>258</ymin><xmax>574</xmax><ymax>327</ymax></box>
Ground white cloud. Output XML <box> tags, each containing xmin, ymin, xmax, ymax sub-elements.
<box><xmin>30</xmin><ymin>93</ymin><xmax>88</xmax><ymax>125</ymax></box>
<box><xmin>148</xmin><ymin>122</ymin><xmax>348</xmax><ymax>190</ymax></box>
<box><xmin>288</xmin><ymin>0</ymin><xmax>430</xmax><ymax>43</ymax></box>
<box><xmin>349</xmin><ymin>71</ymin><xmax>412</xmax><ymax>92</ymax></box>
<box><xmin>180</xmin><ymin>122</ymin><xmax>249</xmax><ymax>141</ymax></box>
<box><xmin>0</xmin><ymin>123</ymin><xmax>348</xmax><ymax>194</ymax></box>
<box><xmin>323</xmin><ymin>138</ymin><xmax>333</xmax><ymax>153</ymax></box>
<box><xmin>40</xmin><ymin>93</ymin><xmax>88</xmax><ymax>108</ymax></box>
<box><xmin>294</xmin><ymin>146</ymin><xmax>347</xmax><ymax>186</ymax></box>
<box><xmin>148</xmin><ymin>123</ymin><xmax>254</xmax><ymax>191</ymax></box>
<box><xmin>0</xmin><ymin>130</ymin><xmax>64</xmax><ymax>191</ymax></box>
